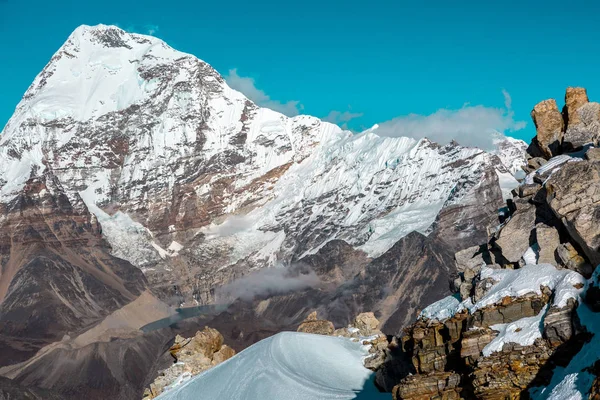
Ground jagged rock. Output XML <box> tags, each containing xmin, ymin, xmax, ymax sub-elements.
<box><xmin>393</xmin><ymin>372</ymin><xmax>461</xmax><ymax>400</ymax></box>
<box><xmin>526</xmin><ymin>156</ymin><xmax>548</xmax><ymax>173</ymax></box>
<box><xmin>530</xmin><ymin>99</ymin><xmax>564</xmax><ymax>158</ymax></box>
<box><xmin>460</xmin><ymin>328</ymin><xmax>497</xmax><ymax>362</ymax></box>
<box><xmin>556</xmin><ymin>242</ymin><xmax>593</xmax><ymax>276</ymax></box>
<box><xmin>563</xmin><ymin>87</ymin><xmax>589</xmax><ymax>127</ymax></box>
<box><xmin>519</xmin><ymin>183</ymin><xmax>542</xmax><ymax>198</ymax></box>
<box><xmin>563</xmin><ymin>87</ymin><xmax>600</xmax><ymax>149</ymax></box>
<box><xmin>297</xmin><ymin>311</ymin><xmax>335</xmax><ymax>335</ymax></box>
<box><xmin>353</xmin><ymin>312</ymin><xmax>380</xmax><ymax>335</ymax></box>
<box><xmin>546</xmin><ymin>161</ymin><xmax>600</xmax><ymax>265</ymax></box>
<box><xmin>543</xmin><ymin>299</ymin><xmax>580</xmax><ymax>347</ymax></box>
<box><xmin>144</xmin><ymin>327</ymin><xmax>235</xmax><ymax>399</ymax></box>
<box><xmin>586</xmin><ymin>147</ymin><xmax>600</xmax><ymax>161</ymax></box>
<box><xmin>459</xmin><ymin>282</ymin><xmax>473</xmax><ymax>301</ymax></box>
<box><xmin>471</xmin><ymin>339</ymin><xmax>553</xmax><ymax>399</ymax></box>
<box><xmin>495</xmin><ymin>201</ymin><xmax>536</xmax><ymax>263</ymax></box>
<box><xmin>536</xmin><ymin>223</ymin><xmax>560</xmax><ymax>265</ymax></box>
<box><xmin>333</xmin><ymin>313</ymin><xmax>389</xmax><ymax>370</ymax></box>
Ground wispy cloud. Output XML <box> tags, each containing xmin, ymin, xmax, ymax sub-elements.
<box><xmin>372</xmin><ymin>90</ymin><xmax>527</xmax><ymax>150</ymax></box>
<box><xmin>215</xmin><ymin>266</ymin><xmax>320</xmax><ymax>302</ymax></box>
<box><xmin>225</xmin><ymin>69</ymin><xmax>302</xmax><ymax>117</ymax></box>
<box><xmin>323</xmin><ymin>108</ymin><xmax>364</xmax><ymax>130</ymax></box>
<box><xmin>145</xmin><ymin>24</ymin><xmax>159</xmax><ymax>35</ymax></box>
<box><xmin>113</xmin><ymin>23</ymin><xmax>160</xmax><ymax>36</ymax></box>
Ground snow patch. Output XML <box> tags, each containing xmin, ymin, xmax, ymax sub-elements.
<box><xmin>156</xmin><ymin>332</ymin><xmax>387</xmax><ymax>400</ymax></box>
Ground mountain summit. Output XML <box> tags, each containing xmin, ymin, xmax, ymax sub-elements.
<box><xmin>0</xmin><ymin>24</ymin><xmax>528</xmax><ymax>399</ymax></box>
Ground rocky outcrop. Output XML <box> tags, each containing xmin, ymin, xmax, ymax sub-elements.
<box><xmin>563</xmin><ymin>87</ymin><xmax>600</xmax><ymax>150</ymax></box>
<box><xmin>377</xmin><ymin>88</ymin><xmax>600</xmax><ymax>400</ymax></box>
<box><xmin>143</xmin><ymin>327</ymin><xmax>235</xmax><ymax>399</ymax></box>
<box><xmin>528</xmin><ymin>87</ymin><xmax>600</xmax><ymax>159</ymax></box>
<box><xmin>295</xmin><ymin>312</ymin><xmax>389</xmax><ymax>371</ymax></box>
<box><xmin>530</xmin><ymin>99</ymin><xmax>564</xmax><ymax>158</ymax></box>
<box><xmin>297</xmin><ymin>311</ymin><xmax>335</xmax><ymax>335</ymax></box>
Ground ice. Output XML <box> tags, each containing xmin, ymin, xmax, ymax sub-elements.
<box><xmin>156</xmin><ymin>332</ymin><xmax>388</xmax><ymax>400</ymax></box>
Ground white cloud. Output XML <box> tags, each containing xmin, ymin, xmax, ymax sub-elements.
<box><xmin>373</xmin><ymin>91</ymin><xmax>527</xmax><ymax>150</ymax></box>
<box><xmin>145</xmin><ymin>24</ymin><xmax>159</xmax><ymax>35</ymax></box>
<box><xmin>323</xmin><ymin>109</ymin><xmax>363</xmax><ymax>130</ymax></box>
<box><xmin>225</xmin><ymin>69</ymin><xmax>302</xmax><ymax>117</ymax></box>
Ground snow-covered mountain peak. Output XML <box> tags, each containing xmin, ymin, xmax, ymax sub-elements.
<box><xmin>0</xmin><ymin>25</ymin><xmax>526</xmax><ymax>306</ymax></box>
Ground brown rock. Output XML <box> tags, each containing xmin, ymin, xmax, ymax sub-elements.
<box><xmin>353</xmin><ymin>312</ymin><xmax>380</xmax><ymax>335</ymax></box>
<box><xmin>393</xmin><ymin>372</ymin><xmax>461</xmax><ymax>400</ymax></box>
<box><xmin>297</xmin><ymin>312</ymin><xmax>335</xmax><ymax>335</ymax></box>
<box><xmin>530</xmin><ymin>99</ymin><xmax>564</xmax><ymax>158</ymax></box>
<box><xmin>564</xmin><ymin>87</ymin><xmax>589</xmax><ymax>128</ymax></box>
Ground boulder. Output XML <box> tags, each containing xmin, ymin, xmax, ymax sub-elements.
<box><xmin>563</xmin><ymin>87</ymin><xmax>589</xmax><ymax>128</ymax></box>
<box><xmin>536</xmin><ymin>223</ymin><xmax>560</xmax><ymax>265</ymax></box>
<box><xmin>353</xmin><ymin>312</ymin><xmax>380</xmax><ymax>335</ymax></box>
<box><xmin>555</xmin><ymin>242</ymin><xmax>593</xmax><ymax>276</ymax></box>
<box><xmin>297</xmin><ymin>311</ymin><xmax>335</xmax><ymax>335</ymax></box>
<box><xmin>546</xmin><ymin>161</ymin><xmax>600</xmax><ymax>265</ymax></box>
<box><xmin>144</xmin><ymin>327</ymin><xmax>235</xmax><ymax>399</ymax></box>
<box><xmin>526</xmin><ymin>156</ymin><xmax>548</xmax><ymax>173</ymax></box>
<box><xmin>495</xmin><ymin>202</ymin><xmax>536</xmax><ymax>263</ymax></box>
<box><xmin>562</xmin><ymin>87</ymin><xmax>600</xmax><ymax>149</ymax></box>
<box><xmin>530</xmin><ymin>99</ymin><xmax>564</xmax><ymax>158</ymax></box>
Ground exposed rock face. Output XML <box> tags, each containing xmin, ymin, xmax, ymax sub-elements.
<box><xmin>379</xmin><ymin>88</ymin><xmax>600</xmax><ymax>400</ymax></box>
<box><xmin>143</xmin><ymin>327</ymin><xmax>235</xmax><ymax>399</ymax></box>
<box><xmin>530</xmin><ymin>99</ymin><xmax>564</xmax><ymax>158</ymax></box>
<box><xmin>430</xmin><ymin>167</ymin><xmax>505</xmax><ymax>253</ymax></box>
<box><xmin>0</xmin><ymin>172</ymin><xmax>147</xmax><ymax>365</ymax></box>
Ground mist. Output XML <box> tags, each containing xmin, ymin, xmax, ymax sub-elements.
<box><xmin>215</xmin><ymin>265</ymin><xmax>321</xmax><ymax>303</ymax></box>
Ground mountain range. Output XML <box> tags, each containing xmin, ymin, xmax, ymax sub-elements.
<box><xmin>0</xmin><ymin>24</ymin><xmax>530</xmax><ymax>399</ymax></box>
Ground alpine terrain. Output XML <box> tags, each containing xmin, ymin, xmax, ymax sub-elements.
<box><xmin>0</xmin><ymin>24</ymin><xmax>539</xmax><ymax>399</ymax></box>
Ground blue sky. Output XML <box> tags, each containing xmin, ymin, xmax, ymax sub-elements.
<box><xmin>1</xmin><ymin>0</ymin><xmax>599</xmax><ymax>146</ymax></box>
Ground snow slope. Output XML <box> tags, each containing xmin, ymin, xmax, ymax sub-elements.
<box><xmin>156</xmin><ymin>332</ymin><xmax>387</xmax><ymax>400</ymax></box>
